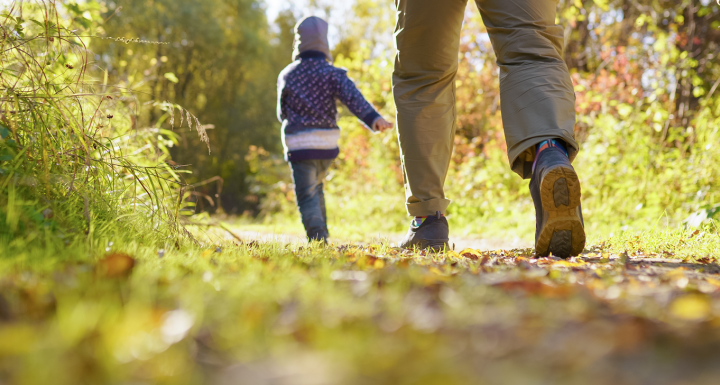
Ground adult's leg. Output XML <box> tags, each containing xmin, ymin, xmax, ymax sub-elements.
<box><xmin>475</xmin><ymin>0</ymin><xmax>579</xmax><ymax>178</ymax></box>
<box><xmin>476</xmin><ymin>0</ymin><xmax>585</xmax><ymax>257</ymax></box>
<box><xmin>290</xmin><ymin>160</ymin><xmax>329</xmax><ymax>241</ymax></box>
<box><xmin>393</xmin><ymin>0</ymin><xmax>467</xmax><ymax>216</ymax></box>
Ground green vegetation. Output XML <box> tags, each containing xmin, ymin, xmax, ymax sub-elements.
<box><xmin>2</xmin><ymin>0</ymin><xmax>720</xmax><ymax>384</ymax></box>
<box><xmin>0</xmin><ymin>1</ymin><xmax>198</xmax><ymax>253</ymax></box>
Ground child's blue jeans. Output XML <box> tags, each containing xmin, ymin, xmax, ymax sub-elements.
<box><xmin>290</xmin><ymin>159</ymin><xmax>333</xmax><ymax>242</ymax></box>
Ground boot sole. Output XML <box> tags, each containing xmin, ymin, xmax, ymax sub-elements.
<box><xmin>535</xmin><ymin>166</ymin><xmax>585</xmax><ymax>258</ymax></box>
<box><xmin>421</xmin><ymin>240</ymin><xmax>449</xmax><ymax>252</ymax></box>
<box><xmin>403</xmin><ymin>239</ymin><xmax>449</xmax><ymax>252</ymax></box>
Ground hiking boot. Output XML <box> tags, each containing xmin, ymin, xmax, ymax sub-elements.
<box><xmin>399</xmin><ymin>211</ymin><xmax>449</xmax><ymax>251</ymax></box>
<box><xmin>530</xmin><ymin>147</ymin><xmax>586</xmax><ymax>258</ymax></box>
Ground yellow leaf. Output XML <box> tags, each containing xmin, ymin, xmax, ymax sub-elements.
<box><xmin>97</xmin><ymin>252</ymin><xmax>136</xmax><ymax>278</ymax></box>
<box><xmin>670</xmin><ymin>294</ymin><xmax>711</xmax><ymax>321</ymax></box>
<box><xmin>422</xmin><ymin>268</ymin><xmax>451</xmax><ymax>285</ymax></box>
<box><xmin>552</xmin><ymin>260</ymin><xmax>586</xmax><ymax>268</ymax></box>
<box><xmin>665</xmin><ymin>269</ymin><xmax>687</xmax><ymax>280</ymax></box>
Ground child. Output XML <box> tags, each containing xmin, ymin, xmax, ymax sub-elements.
<box><xmin>277</xmin><ymin>16</ymin><xmax>393</xmax><ymax>242</ymax></box>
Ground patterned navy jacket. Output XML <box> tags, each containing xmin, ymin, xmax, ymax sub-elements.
<box><xmin>277</xmin><ymin>50</ymin><xmax>381</xmax><ymax>162</ymax></box>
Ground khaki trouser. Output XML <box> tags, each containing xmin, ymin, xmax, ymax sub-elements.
<box><xmin>393</xmin><ymin>0</ymin><xmax>579</xmax><ymax>217</ymax></box>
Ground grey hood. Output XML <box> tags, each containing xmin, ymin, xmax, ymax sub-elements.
<box><xmin>292</xmin><ymin>16</ymin><xmax>332</xmax><ymax>62</ymax></box>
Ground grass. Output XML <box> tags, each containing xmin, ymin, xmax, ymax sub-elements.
<box><xmin>2</xmin><ymin>226</ymin><xmax>720</xmax><ymax>384</ymax></box>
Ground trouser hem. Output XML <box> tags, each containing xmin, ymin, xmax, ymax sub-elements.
<box><xmin>509</xmin><ymin>133</ymin><xmax>580</xmax><ymax>179</ymax></box>
<box><xmin>406</xmin><ymin>198</ymin><xmax>451</xmax><ymax>217</ymax></box>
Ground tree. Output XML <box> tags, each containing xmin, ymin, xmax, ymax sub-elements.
<box><xmin>92</xmin><ymin>0</ymin><xmax>291</xmax><ymax>213</ymax></box>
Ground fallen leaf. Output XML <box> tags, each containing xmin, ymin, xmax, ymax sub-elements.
<box><xmin>97</xmin><ymin>252</ymin><xmax>136</xmax><ymax>278</ymax></box>
<box><xmin>422</xmin><ymin>270</ymin><xmax>451</xmax><ymax>285</ymax></box>
<box><xmin>612</xmin><ymin>317</ymin><xmax>653</xmax><ymax>353</ymax></box>
<box><xmin>479</xmin><ymin>255</ymin><xmax>493</xmax><ymax>266</ymax></box>
<box><xmin>552</xmin><ymin>260</ymin><xmax>586</xmax><ymax>268</ymax></box>
<box><xmin>493</xmin><ymin>280</ymin><xmax>573</xmax><ymax>298</ymax></box>
<box><xmin>459</xmin><ymin>248</ymin><xmax>480</xmax><ymax>261</ymax></box>
<box><xmin>356</xmin><ymin>254</ymin><xmax>385</xmax><ymax>269</ymax></box>
<box><xmin>696</xmin><ymin>257</ymin><xmax>713</xmax><ymax>264</ymax></box>
<box><xmin>669</xmin><ymin>294</ymin><xmax>711</xmax><ymax>321</ymax></box>
<box><xmin>535</xmin><ymin>257</ymin><xmax>555</xmax><ymax>265</ymax></box>
<box><xmin>601</xmin><ymin>252</ymin><xmax>610</xmax><ymax>262</ymax></box>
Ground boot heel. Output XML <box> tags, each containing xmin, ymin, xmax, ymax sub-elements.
<box><xmin>536</xmin><ymin>166</ymin><xmax>586</xmax><ymax>258</ymax></box>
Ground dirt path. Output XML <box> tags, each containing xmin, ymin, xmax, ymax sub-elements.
<box><xmin>215</xmin><ymin>227</ymin><xmax>532</xmax><ymax>251</ymax></box>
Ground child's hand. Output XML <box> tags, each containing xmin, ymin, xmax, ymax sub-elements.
<box><xmin>373</xmin><ymin>117</ymin><xmax>394</xmax><ymax>132</ymax></box>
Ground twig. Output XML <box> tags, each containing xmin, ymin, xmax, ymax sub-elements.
<box><xmin>217</xmin><ymin>222</ymin><xmax>244</xmax><ymax>243</ymax></box>
<box><xmin>181</xmin><ymin>220</ymin><xmax>245</xmax><ymax>243</ymax></box>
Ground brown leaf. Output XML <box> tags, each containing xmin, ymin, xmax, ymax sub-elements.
<box><xmin>253</xmin><ymin>256</ymin><xmax>269</xmax><ymax>263</ymax></box>
<box><xmin>461</xmin><ymin>252</ymin><xmax>479</xmax><ymax>261</ymax></box>
<box><xmin>479</xmin><ymin>255</ymin><xmax>491</xmax><ymax>266</ymax></box>
<box><xmin>97</xmin><ymin>252</ymin><xmax>136</xmax><ymax>278</ymax></box>
<box><xmin>612</xmin><ymin>317</ymin><xmax>653</xmax><ymax>353</ymax></box>
<box><xmin>535</xmin><ymin>257</ymin><xmax>555</xmax><ymax>265</ymax></box>
<box><xmin>459</xmin><ymin>248</ymin><xmax>480</xmax><ymax>260</ymax></box>
<box><xmin>493</xmin><ymin>280</ymin><xmax>573</xmax><ymax>298</ymax></box>
<box><xmin>357</xmin><ymin>255</ymin><xmax>385</xmax><ymax>269</ymax></box>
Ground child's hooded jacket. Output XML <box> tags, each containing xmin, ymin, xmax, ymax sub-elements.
<box><xmin>277</xmin><ymin>16</ymin><xmax>380</xmax><ymax>162</ymax></box>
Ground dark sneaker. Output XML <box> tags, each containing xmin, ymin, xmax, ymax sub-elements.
<box><xmin>399</xmin><ymin>211</ymin><xmax>449</xmax><ymax>251</ymax></box>
<box><xmin>530</xmin><ymin>147</ymin><xmax>585</xmax><ymax>258</ymax></box>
